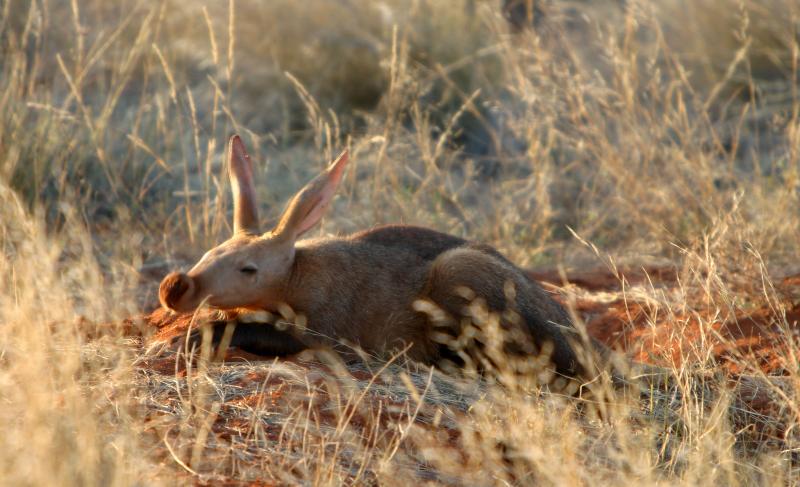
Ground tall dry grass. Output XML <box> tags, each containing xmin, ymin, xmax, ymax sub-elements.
<box><xmin>1</xmin><ymin>0</ymin><xmax>799</xmax><ymax>484</ymax></box>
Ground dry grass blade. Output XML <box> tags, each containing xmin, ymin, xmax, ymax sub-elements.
<box><xmin>1</xmin><ymin>0</ymin><xmax>799</xmax><ymax>485</ymax></box>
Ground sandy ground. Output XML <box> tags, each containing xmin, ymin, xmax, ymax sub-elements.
<box><xmin>130</xmin><ymin>266</ymin><xmax>798</xmax><ymax>483</ymax></box>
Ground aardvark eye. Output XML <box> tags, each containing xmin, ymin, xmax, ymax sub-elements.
<box><xmin>240</xmin><ymin>264</ymin><xmax>258</xmax><ymax>275</ymax></box>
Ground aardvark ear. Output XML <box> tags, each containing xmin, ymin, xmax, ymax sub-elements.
<box><xmin>228</xmin><ymin>135</ymin><xmax>260</xmax><ymax>235</ymax></box>
<box><xmin>273</xmin><ymin>150</ymin><xmax>349</xmax><ymax>241</ymax></box>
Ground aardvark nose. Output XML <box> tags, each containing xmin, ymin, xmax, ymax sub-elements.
<box><xmin>159</xmin><ymin>271</ymin><xmax>195</xmax><ymax>311</ymax></box>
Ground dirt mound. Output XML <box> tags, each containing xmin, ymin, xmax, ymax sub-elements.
<box><xmin>530</xmin><ymin>266</ymin><xmax>800</xmax><ymax>375</ymax></box>
<box><xmin>142</xmin><ymin>266</ymin><xmax>800</xmax><ymax>376</ymax></box>
<box><xmin>133</xmin><ymin>266</ymin><xmax>798</xmax><ymax>482</ymax></box>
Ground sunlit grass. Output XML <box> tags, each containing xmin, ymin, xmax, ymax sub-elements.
<box><xmin>1</xmin><ymin>0</ymin><xmax>799</xmax><ymax>484</ymax></box>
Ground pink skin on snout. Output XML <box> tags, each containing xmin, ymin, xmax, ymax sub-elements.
<box><xmin>158</xmin><ymin>271</ymin><xmax>196</xmax><ymax>311</ymax></box>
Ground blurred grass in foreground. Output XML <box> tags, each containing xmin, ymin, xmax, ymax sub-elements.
<box><xmin>1</xmin><ymin>0</ymin><xmax>799</xmax><ymax>484</ymax></box>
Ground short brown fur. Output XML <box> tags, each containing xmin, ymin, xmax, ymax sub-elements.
<box><xmin>159</xmin><ymin>135</ymin><xmax>604</xmax><ymax>379</ymax></box>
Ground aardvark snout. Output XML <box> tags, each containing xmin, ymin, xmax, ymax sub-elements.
<box><xmin>159</xmin><ymin>271</ymin><xmax>195</xmax><ymax>311</ymax></box>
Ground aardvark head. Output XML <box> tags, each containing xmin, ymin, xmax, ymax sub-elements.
<box><xmin>159</xmin><ymin>135</ymin><xmax>348</xmax><ymax>313</ymax></box>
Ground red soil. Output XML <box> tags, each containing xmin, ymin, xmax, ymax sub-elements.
<box><xmin>142</xmin><ymin>266</ymin><xmax>800</xmax><ymax>376</ymax></box>
<box><xmin>135</xmin><ymin>265</ymin><xmax>799</xmax><ymax>471</ymax></box>
<box><xmin>531</xmin><ymin>267</ymin><xmax>800</xmax><ymax>375</ymax></box>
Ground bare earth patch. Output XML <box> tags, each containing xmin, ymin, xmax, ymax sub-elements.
<box><xmin>130</xmin><ymin>267</ymin><xmax>800</xmax><ymax>483</ymax></box>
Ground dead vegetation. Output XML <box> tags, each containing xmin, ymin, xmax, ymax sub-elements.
<box><xmin>1</xmin><ymin>0</ymin><xmax>800</xmax><ymax>485</ymax></box>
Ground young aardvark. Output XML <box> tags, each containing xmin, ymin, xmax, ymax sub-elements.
<box><xmin>159</xmin><ymin>135</ymin><xmax>611</xmax><ymax>380</ymax></box>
